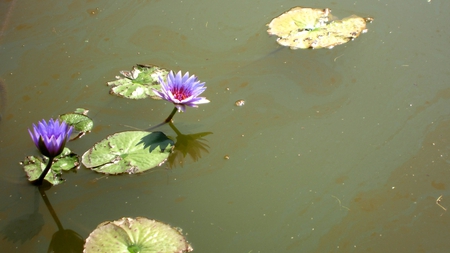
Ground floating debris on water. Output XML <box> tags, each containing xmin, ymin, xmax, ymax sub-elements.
<box><xmin>235</xmin><ymin>100</ymin><xmax>245</xmax><ymax>106</ymax></box>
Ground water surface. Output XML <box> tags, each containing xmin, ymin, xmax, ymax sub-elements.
<box><xmin>1</xmin><ymin>0</ymin><xmax>450</xmax><ymax>252</ymax></box>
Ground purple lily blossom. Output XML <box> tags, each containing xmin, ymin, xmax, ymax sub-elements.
<box><xmin>28</xmin><ymin>118</ymin><xmax>73</xmax><ymax>158</ymax></box>
<box><xmin>153</xmin><ymin>71</ymin><xmax>210</xmax><ymax>112</ymax></box>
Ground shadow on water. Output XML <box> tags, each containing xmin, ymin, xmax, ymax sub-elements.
<box><xmin>0</xmin><ymin>79</ymin><xmax>6</xmax><ymax>121</ymax></box>
<box><xmin>166</xmin><ymin>121</ymin><xmax>213</xmax><ymax>169</ymax></box>
<box><xmin>38</xmin><ymin>185</ymin><xmax>84</xmax><ymax>253</ymax></box>
<box><xmin>1</xmin><ymin>183</ymin><xmax>84</xmax><ymax>252</ymax></box>
<box><xmin>1</xmin><ymin>185</ymin><xmax>43</xmax><ymax>244</ymax></box>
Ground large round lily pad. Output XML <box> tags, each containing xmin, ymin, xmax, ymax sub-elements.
<box><xmin>81</xmin><ymin>131</ymin><xmax>174</xmax><ymax>174</ymax></box>
<box><xmin>107</xmin><ymin>64</ymin><xmax>168</xmax><ymax>100</ymax></box>
<box><xmin>84</xmin><ymin>217</ymin><xmax>193</xmax><ymax>253</ymax></box>
<box><xmin>267</xmin><ymin>7</ymin><xmax>372</xmax><ymax>49</ymax></box>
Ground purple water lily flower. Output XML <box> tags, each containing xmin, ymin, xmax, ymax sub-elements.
<box><xmin>28</xmin><ymin>118</ymin><xmax>73</xmax><ymax>158</ymax></box>
<box><xmin>153</xmin><ymin>71</ymin><xmax>210</xmax><ymax>112</ymax></box>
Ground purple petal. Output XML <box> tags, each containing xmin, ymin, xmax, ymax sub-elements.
<box><xmin>155</xmin><ymin>70</ymin><xmax>209</xmax><ymax>111</ymax></box>
<box><xmin>28</xmin><ymin>118</ymin><xmax>73</xmax><ymax>158</ymax></box>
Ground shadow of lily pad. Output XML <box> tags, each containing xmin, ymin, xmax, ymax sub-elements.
<box><xmin>81</xmin><ymin>131</ymin><xmax>174</xmax><ymax>175</ymax></box>
<box><xmin>84</xmin><ymin>217</ymin><xmax>193</xmax><ymax>253</ymax></box>
<box><xmin>107</xmin><ymin>64</ymin><xmax>168</xmax><ymax>100</ymax></box>
<box><xmin>267</xmin><ymin>6</ymin><xmax>372</xmax><ymax>49</ymax></box>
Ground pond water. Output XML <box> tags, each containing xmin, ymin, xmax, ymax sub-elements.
<box><xmin>1</xmin><ymin>0</ymin><xmax>450</xmax><ymax>252</ymax></box>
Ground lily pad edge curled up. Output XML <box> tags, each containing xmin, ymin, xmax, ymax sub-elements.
<box><xmin>267</xmin><ymin>6</ymin><xmax>373</xmax><ymax>49</ymax></box>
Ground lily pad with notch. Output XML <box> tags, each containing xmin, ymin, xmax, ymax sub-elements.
<box><xmin>60</xmin><ymin>108</ymin><xmax>93</xmax><ymax>140</ymax></box>
<box><xmin>107</xmin><ymin>64</ymin><xmax>169</xmax><ymax>100</ymax></box>
<box><xmin>84</xmin><ymin>217</ymin><xmax>193</xmax><ymax>253</ymax></box>
<box><xmin>267</xmin><ymin>6</ymin><xmax>372</xmax><ymax>49</ymax></box>
<box><xmin>20</xmin><ymin>147</ymin><xmax>80</xmax><ymax>185</ymax></box>
<box><xmin>81</xmin><ymin>131</ymin><xmax>174</xmax><ymax>175</ymax></box>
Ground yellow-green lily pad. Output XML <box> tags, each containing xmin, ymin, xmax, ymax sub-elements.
<box><xmin>267</xmin><ymin>7</ymin><xmax>372</xmax><ymax>49</ymax></box>
<box><xmin>84</xmin><ymin>217</ymin><xmax>193</xmax><ymax>253</ymax></box>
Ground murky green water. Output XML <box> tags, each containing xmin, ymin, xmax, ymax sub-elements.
<box><xmin>1</xmin><ymin>0</ymin><xmax>450</xmax><ymax>252</ymax></box>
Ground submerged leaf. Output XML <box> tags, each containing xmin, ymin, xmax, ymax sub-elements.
<box><xmin>84</xmin><ymin>217</ymin><xmax>193</xmax><ymax>253</ymax></box>
<box><xmin>108</xmin><ymin>64</ymin><xmax>169</xmax><ymax>100</ymax></box>
<box><xmin>267</xmin><ymin>7</ymin><xmax>371</xmax><ymax>49</ymax></box>
<box><xmin>81</xmin><ymin>131</ymin><xmax>174</xmax><ymax>174</ymax></box>
<box><xmin>20</xmin><ymin>147</ymin><xmax>80</xmax><ymax>185</ymax></box>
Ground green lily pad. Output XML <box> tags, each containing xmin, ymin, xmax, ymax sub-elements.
<box><xmin>267</xmin><ymin>7</ymin><xmax>372</xmax><ymax>49</ymax></box>
<box><xmin>107</xmin><ymin>64</ymin><xmax>168</xmax><ymax>100</ymax></box>
<box><xmin>20</xmin><ymin>147</ymin><xmax>80</xmax><ymax>185</ymax></box>
<box><xmin>84</xmin><ymin>217</ymin><xmax>193</xmax><ymax>253</ymax></box>
<box><xmin>60</xmin><ymin>109</ymin><xmax>93</xmax><ymax>140</ymax></box>
<box><xmin>74</xmin><ymin>107</ymin><xmax>89</xmax><ymax>115</ymax></box>
<box><xmin>82</xmin><ymin>131</ymin><xmax>174</xmax><ymax>174</ymax></box>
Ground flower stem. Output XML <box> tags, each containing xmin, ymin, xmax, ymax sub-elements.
<box><xmin>168</xmin><ymin>121</ymin><xmax>182</xmax><ymax>136</ymax></box>
<box><xmin>164</xmin><ymin>107</ymin><xmax>178</xmax><ymax>123</ymax></box>
<box><xmin>39</xmin><ymin>187</ymin><xmax>64</xmax><ymax>230</ymax></box>
<box><xmin>145</xmin><ymin>107</ymin><xmax>178</xmax><ymax>131</ymax></box>
<box><xmin>34</xmin><ymin>156</ymin><xmax>55</xmax><ymax>185</ymax></box>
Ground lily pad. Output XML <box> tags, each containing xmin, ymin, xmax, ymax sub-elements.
<box><xmin>60</xmin><ymin>108</ymin><xmax>93</xmax><ymax>140</ymax></box>
<box><xmin>20</xmin><ymin>147</ymin><xmax>80</xmax><ymax>185</ymax></box>
<box><xmin>84</xmin><ymin>217</ymin><xmax>193</xmax><ymax>253</ymax></box>
<box><xmin>74</xmin><ymin>108</ymin><xmax>89</xmax><ymax>115</ymax></box>
<box><xmin>82</xmin><ymin>131</ymin><xmax>174</xmax><ymax>174</ymax></box>
<box><xmin>267</xmin><ymin>7</ymin><xmax>372</xmax><ymax>49</ymax></box>
<box><xmin>107</xmin><ymin>64</ymin><xmax>168</xmax><ymax>100</ymax></box>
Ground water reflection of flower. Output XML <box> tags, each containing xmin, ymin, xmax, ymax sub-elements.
<box><xmin>39</xmin><ymin>186</ymin><xmax>84</xmax><ymax>252</ymax></box>
<box><xmin>167</xmin><ymin>122</ymin><xmax>212</xmax><ymax>168</ymax></box>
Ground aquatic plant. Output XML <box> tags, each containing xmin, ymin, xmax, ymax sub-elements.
<box><xmin>59</xmin><ymin>108</ymin><xmax>94</xmax><ymax>140</ymax></box>
<box><xmin>84</xmin><ymin>217</ymin><xmax>193</xmax><ymax>253</ymax></box>
<box><xmin>108</xmin><ymin>64</ymin><xmax>169</xmax><ymax>100</ymax></box>
<box><xmin>267</xmin><ymin>6</ymin><xmax>372</xmax><ymax>49</ymax></box>
<box><xmin>28</xmin><ymin>118</ymin><xmax>73</xmax><ymax>185</ymax></box>
<box><xmin>82</xmin><ymin>131</ymin><xmax>173</xmax><ymax>174</ymax></box>
<box><xmin>153</xmin><ymin>70</ymin><xmax>210</xmax><ymax>123</ymax></box>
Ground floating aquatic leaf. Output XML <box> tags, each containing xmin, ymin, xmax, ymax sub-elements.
<box><xmin>20</xmin><ymin>147</ymin><xmax>80</xmax><ymax>185</ymax></box>
<box><xmin>74</xmin><ymin>107</ymin><xmax>89</xmax><ymax>115</ymax></box>
<box><xmin>107</xmin><ymin>64</ymin><xmax>169</xmax><ymax>100</ymax></box>
<box><xmin>267</xmin><ymin>7</ymin><xmax>371</xmax><ymax>49</ymax></box>
<box><xmin>82</xmin><ymin>131</ymin><xmax>174</xmax><ymax>174</ymax></box>
<box><xmin>84</xmin><ymin>217</ymin><xmax>193</xmax><ymax>253</ymax></box>
<box><xmin>60</xmin><ymin>109</ymin><xmax>93</xmax><ymax>140</ymax></box>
